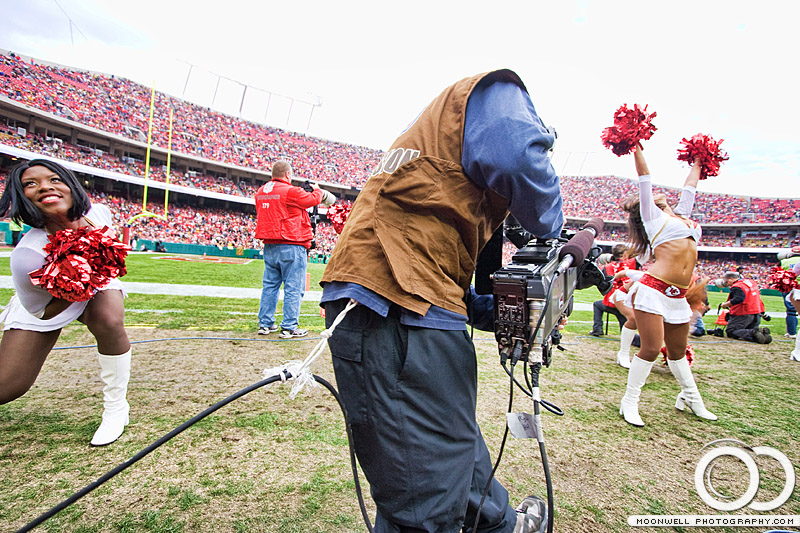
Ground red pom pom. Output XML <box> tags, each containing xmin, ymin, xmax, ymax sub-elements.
<box><xmin>660</xmin><ymin>344</ymin><xmax>695</xmax><ymax>367</ymax></box>
<box><xmin>676</xmin><ymin>133</ymin><xmax>729</xmax><ymax>180</ymax></box>
<box><xmin>601</xmin><ymin>104</ymin><xmax>657</xmax><ymax>156</ymax></box>
<box><xmin>29</xmin><ymin>226</ymin><xmax>130</xmax><ymax>302</ymax></box>
<box><xmin>327</xmin><ymin>202</ymin><xmax>352</xmax><ymax>234</ymax></box>
<box><xmin>768</xmin><ymin>265</ymin><xmax>798</xmax><ymax>292</ymax></box>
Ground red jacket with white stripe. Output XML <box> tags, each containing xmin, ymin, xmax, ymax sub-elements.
<box><xmin>254</xmin><ymin>178</ymin><xmax>323</xmax><ymax>249</ymax></box>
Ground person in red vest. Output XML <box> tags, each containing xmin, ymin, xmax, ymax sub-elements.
<box><xmin>590</xmin><ymin>244</ymin><xmax>642</xmax><ymax>368</ymax></box>
<box><xmin>590</xmin><ymin>244</ymin><xmax>632</xmax><ymax>336</ymax></box>
<box><xmin>788</xmin><ymin>260</ymin><xmax>800</xmax><ymax>361</ymax></box>
<box><xmin>254</xmin><ymin>161</ymin><xmax>335</xmax><ymax>338</ymax></box>
<box><xmin>719</xmin><ymin>272</ymin><xmax>771</xmax><ymax>344</ymax></box>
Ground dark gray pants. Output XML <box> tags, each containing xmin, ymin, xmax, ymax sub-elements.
<box><xmin>324</xmin><ymin>299</ymin><xmax>517</xmax><ymax>533</ymax></box>
<box><xmin>591</xmin><ymin>300</ymin><xmax>625</xmax><ymax>334</ymax></box>
<box><xmin>726</xmin><ymin>313</ymin><xmax>761</xmax><ymax>341</ymax></box>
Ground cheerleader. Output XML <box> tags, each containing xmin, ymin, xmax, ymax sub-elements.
<box><xmin>611</xmin><ymin>265</ymin><xmax>642</xmax><ymax>368</ymax></box>
<box><xmin>618</xmin><ymin>144</ymin><xmax>716</xmax><ymax>427</ymax></box>
<box><xmin>789</xmin><ymin>261</ymin><xmax>800</xmax><ymax>361</ymax></box>
<box><xmin>0</xmin><ymin>159</ymin><xmax>132</xmax><ymax>446</ymax></box>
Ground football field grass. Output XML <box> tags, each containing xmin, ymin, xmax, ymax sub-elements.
<box><xmin>0</xmin><ymin>252</ymin><xmax>797</xmax><ymax>532</ymax></box>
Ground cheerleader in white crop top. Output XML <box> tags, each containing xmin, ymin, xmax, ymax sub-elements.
<box><xmin>617</xmin><ymin>143</ymin><xmax>717</xmax><ymax>427</ymax></box>
<box><xmin>0</xmin><ymin>159</ymin><xmax>133</xmax><ymax>446</ymax></box>
<box><xmin>639</xmin><ymin>173</ymin><xmax>702</xmax><ymax>256</ymax></box>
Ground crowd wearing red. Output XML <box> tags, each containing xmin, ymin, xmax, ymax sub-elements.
<box><xmin>1</xmin><ymin>52</ymin><xmax>381</xmax><ymax>189</ymax></box>
<box><xmin>1</xmin><ymin>51</ymin><xmax>797</xmax><ymax>271</ymax></box>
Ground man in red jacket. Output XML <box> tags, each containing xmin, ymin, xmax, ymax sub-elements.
<box><xmin>720</xmin><ymin>272</ymin><xmax>771</xmax><ymax>344</ymax></box>
<box><xmin>590</xmin><ymin>244</ymin><xmax>636</xmax><ymax>336</ymax></box>
<box><xmin>255</xmin><ymin>161</ymin><xmax>335</xmax><ymax>338</ymax></box>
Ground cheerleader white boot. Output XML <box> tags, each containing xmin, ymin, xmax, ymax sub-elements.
<box><xmin>620</xmin><ymin>356</ymin><xmax>654</xmax><ymax>427</ymax></box>
<box><xmin>790</xmin><ymin>335</ymin><xmax>800</xmax><ymax>361</ymax></box>
<box><xmin>668</xmin><ymin>356</ymin><xmax>717</xmax><ymax>421</ymax></box>
<box><xmin>91</xmin><ymin>350</ymin><xmax>131</xmax><ymax>446</ymax></box>
<box><xmin>616</xmin><ymin>326</ymin><xmax>636</xmax><ymax>368</ymax></box>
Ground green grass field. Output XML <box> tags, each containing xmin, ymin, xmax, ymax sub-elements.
<box><xmin>0</xmin><ymin>252</ymin><xmax>798</xmax><ymax>533</ymax></box>
<box><xmin>0</xmin><ymin>252</ymin><xmax>789</xmax><ymax>335</ymax></box>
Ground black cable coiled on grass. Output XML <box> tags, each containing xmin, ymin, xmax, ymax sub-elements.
<box><xmin>16</xmin><ymin>373</ymin><xmax>373</xmax><ymax>533</ymax></box>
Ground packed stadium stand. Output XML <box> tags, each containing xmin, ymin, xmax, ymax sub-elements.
<box><xmin>1</xmin><ymin>49</ymin><xmax>798</xmax><ymax>288</ymax></box>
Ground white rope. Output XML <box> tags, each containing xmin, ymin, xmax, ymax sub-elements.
<box><xmin>263</xmin><ymin>298</ymin><xmax>358</xmax><ymax>398</ymax></box>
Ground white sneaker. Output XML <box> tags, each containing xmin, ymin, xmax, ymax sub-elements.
<box><xmin>514</xmin><ymin>495</ymin><xmax>547</xmax><ymax>533</ymax></box>
<box><xmin>785</xmin><ymin>333</ymin><xmax>797</xmax><ymax>339</ymax></box>
<box><xmin>280</xmin><ymin>328</ymin><xmax>308</xmax><ymax>339</ymax></box>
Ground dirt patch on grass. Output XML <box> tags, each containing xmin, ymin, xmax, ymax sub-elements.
<box><xmin>1</xmin><ymin>327</ymin><xmax>798</xmax><ymax>532</ymax></box>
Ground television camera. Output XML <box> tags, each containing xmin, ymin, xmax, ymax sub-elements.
<box><xmin>473</xmin><ymin>217</ymin><xmax>611</xmax><ymax>533</ymax></box>
<box><xmin>300</xmin><ymin>180</ymin><xmax>322</xmax><ymax>249</ymax></box>
<box><xmin>492</xmin><ymin>217</ymin><xmax>611</xmax><ymax>368</ymax></box>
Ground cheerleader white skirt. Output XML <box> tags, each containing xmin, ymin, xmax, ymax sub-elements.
<box><xmin>624</xmin><ymin>281</ymin><xmax>692</xmax><ymax>325</ymax></box>
<box><xmin>790</xmin><ymin>288</ymin><xmax>800</xmax><ymax>303</ymax></box>
<box><xmin>612</xmin><ymin>289</ymin><xmax>629</xmax><ymax>306</ymax></box>
<box><xmin>1</xmin><ymin>279</ymin><xmax>126</xmax><ymax>332</ymax></box>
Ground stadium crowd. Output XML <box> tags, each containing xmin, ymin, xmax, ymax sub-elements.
<box><xmin>558</xmin><ymin>175</ymin><xmax>798</xmax><ymax>225</ymax></box>
<box><xmin>0</xmin><ymin>166</ymin><xmax>785</xmax><ymax>290</ymax></box>
<box><xmin>92</xmin><ymin>190</ymin><xmax>257</xmax><ymax>249</ymax></box>
<box><xmin>694</xmin><ymin>258</ymin><xmax>774</xmax><ymax>288</ymax></box>
<box><xmin>1</xmin><ymin>50</ymin><xmax>797</xmax><ymax>287</ymax></box>
<box><xmin>1</xmin><ymin>51</ymin><xmax>382</xmax><ymax>188</ymax></box>
<box><xmin>2</xmin><ymin>51</ymin><xmax>799</xmax><ymax>224</ymax></box>
<box><xmin>3</xmin><ymin>122</ymin><xmax>799</xmax><ymax>238</ymax></box>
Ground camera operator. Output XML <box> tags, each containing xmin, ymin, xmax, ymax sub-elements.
<box><xmin>320</xmin><ymin>70</ymin><xmax>562</xmax><ymax>533</ymax></box>
<box><xmin>718</xmin><ymin>271</ymin><xmax>772</xmax><ymax>344</ymax></box>
<box><xmin>254</xmin><ymin>161</ymin><xmax>335</xmax><ymax>338</ymax></box>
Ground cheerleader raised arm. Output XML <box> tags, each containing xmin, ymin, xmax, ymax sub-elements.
<box><xmin>617</xmin><ymin>144</ymin><xmax>716</xmax><ymax>427</ymax></box>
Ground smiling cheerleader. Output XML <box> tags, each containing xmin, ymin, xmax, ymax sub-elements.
<box><xmin>0</xmin><ymin>159</ymin><xmax>132</xmax><ymax>446</ymax></box>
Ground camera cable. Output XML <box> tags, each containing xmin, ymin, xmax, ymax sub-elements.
<box><xmin>516</xmin><ymin>263</ymin><xmax>562</xmax><ymax>533</ymax></box>
<box><xmin>15</xmin><ymin>371</ymin><xmax>373</xmax><ymax>533</ymax></box>
<box><xmin>470</xmin><ymin>355</ymin><xmax>516</xmax><ymax>533</ymax></box>
<box><xmin>15</xmin><ymin>301</ymin><xmax>376</xmax><ymax>533</ymax></box>
<box><xmin>529</xmin><ymin>361</ymin><xmax>555</xmax><ymax>533</ymax></box>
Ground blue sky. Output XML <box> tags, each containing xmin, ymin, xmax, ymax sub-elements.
<box><xmin>3</xmin><ymin>0</ymin><xmax>798</xmax><ymax>198</ymax></box>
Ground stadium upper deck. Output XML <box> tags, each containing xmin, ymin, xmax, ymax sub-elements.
<box><xmin>0</xmin><ymin>49</ymin><xmax>797</xmax><ymax>252</ymax></box>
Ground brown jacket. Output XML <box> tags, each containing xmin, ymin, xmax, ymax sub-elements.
<box><xmin>321</xmin><ymin>70</ymin><xmax>527</xmax><ymax>316</ymax></box>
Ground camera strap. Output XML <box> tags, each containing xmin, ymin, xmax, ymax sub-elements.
<box><xmin>264</xmin><ymin>298</ymin><xmax>358</xmax><ymax>398</ymax></box>
<box><xmin>474</xmin><ymin>225</ymin><xmax>504</xmax><ymax>295</ymax></box>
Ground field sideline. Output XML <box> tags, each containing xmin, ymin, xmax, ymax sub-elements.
<box><xmin>0</xmin><ymin>252</ymin><xmax>798</xmax><ymax>533</ymax></box>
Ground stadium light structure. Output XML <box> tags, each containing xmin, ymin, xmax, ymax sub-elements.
<box><xmin>53</xmin><ymin>0</ymin><xmax>88</xmax><ymax>47</ymax></box>
<box><xmin>180</xmin><ymin>62</ymin><xmax>193</xmax><ymax>99</ymax></box>
<box><xmin>176</xmin><ymin>60</ymin><xmax>322</xmax><ymax>134</ymax></box>
<box><xmin>307</xmin><ymin>96</ymin><xmax>323</xmax><ymax>133</ymax></box>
